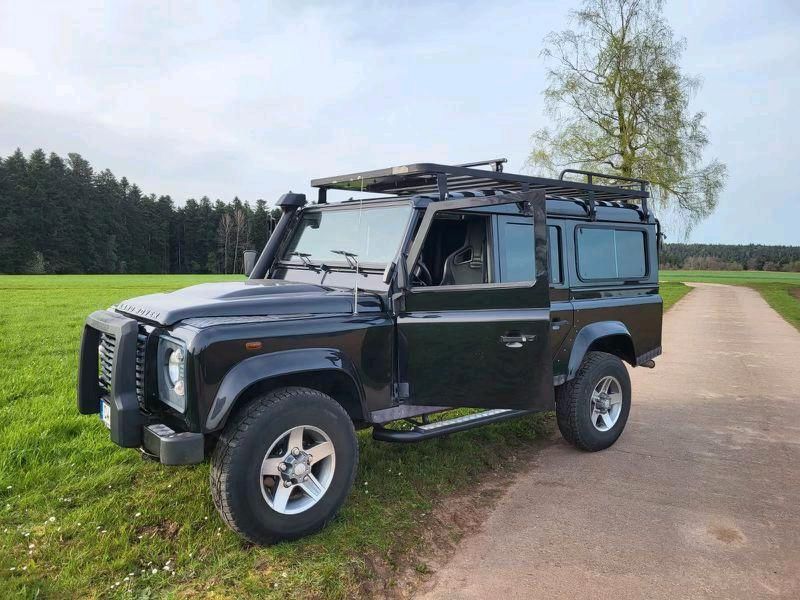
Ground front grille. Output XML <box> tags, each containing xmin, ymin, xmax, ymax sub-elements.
<box><xmin>135</xmin><ymin>330</ymin><xmax>147</xmax><ymax>405</ymax></box>
<box><xmin>98</xmin><ymin>333</ymin><xmax>115</xmax><ymax>394</ymax></box>
<box><xmin>98</xmin><ymin>325</ymin><xmax>149</xmax><ymax>407</ymax></box>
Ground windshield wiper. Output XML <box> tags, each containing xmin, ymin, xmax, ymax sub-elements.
<box><xmin>330</xmin><ymin>249</ymin><xmax>359</xmax><ymax>270</ymax></box>
<box><xmin>291</xmin><ymin>252</ymin><xmax>314</xmax><ymax>267</ymax></box>
<box><xmin>290</xmin><ymin>252</ymin><xmax>328</xmax><ymax>272</ymax></box>
<box><xmin>331</xmin><ymin>249</ymin><xmax>361</xmax><ymax>315</ymax></box>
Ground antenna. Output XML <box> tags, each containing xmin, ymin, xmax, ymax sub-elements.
<box><xmin>353</xmin><ymin>176</ymin><xmax>365</xmax><ymax>315</ymax></box>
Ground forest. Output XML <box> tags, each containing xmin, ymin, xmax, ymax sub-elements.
<box><xmin>0</xmin><ymin>148</ymin><xmax>280</xmax><ymax>275</ymax></box>
<box><xmin>659</xmin><ymin>244</ymin><xmax>800</xmax><ymax>271</ymax></box>
<box><xmin>1</xmin><ymin>148</ymin><xmax>798</xmax><ymax>274</ymax></box>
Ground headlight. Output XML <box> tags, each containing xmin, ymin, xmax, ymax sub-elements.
<box><xmin>158</xmin><ymin>337</ymin><xmax>187</xmax><ymax>412</ymax></box>
<box><xmin>167</xmin><ymin>348</ymin><xmax>184</xmax><ymax>389</ymax></box>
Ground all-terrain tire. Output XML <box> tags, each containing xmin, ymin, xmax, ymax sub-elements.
<box><xmin>210</xmin><ymin>386</ymin><xmax>358</xmax><ymax>545</ymax></box>
<box><xmin>556</xmin><ymin>351</ymin><xmax>631</xmax><ymax>451</ymax></box>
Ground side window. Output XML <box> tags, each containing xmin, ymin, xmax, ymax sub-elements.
<box><xmin>576</xmin><ymin>227</ymin><xmax>646</xmax><ymax>280</ymax></box>
<box><xmin>498</xmin><ymin>219</ymin><xmax>535</xmax><ymax>283</ymax></box>
<box><xmin>548</xmin><ymin>225</ymin><xmax>562</xmax><ymax>284</ymax></box>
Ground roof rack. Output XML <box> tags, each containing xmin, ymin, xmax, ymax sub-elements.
<box><xmin>311</xmin><ymin>159</ymin><xmax>650</xmax><ymax>219</ymax></box>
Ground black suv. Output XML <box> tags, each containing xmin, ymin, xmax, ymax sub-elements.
<box><xmin>77</xmin><ymin>159</ymin><xmax>662</xmax><ymax>544</ymax></box>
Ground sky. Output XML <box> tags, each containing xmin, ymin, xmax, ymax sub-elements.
<box><xmin>1</xmin><ymin>0</ymin><xmax>798</xmax><ymax>244</ymax></box>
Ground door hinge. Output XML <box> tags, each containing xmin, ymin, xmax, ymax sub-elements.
<box><xmin>393</xmin><ymin>382</ymin><xmax>410</xmax><ymax>400</ymax></box>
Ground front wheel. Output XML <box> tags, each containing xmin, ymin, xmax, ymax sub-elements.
<box><xmin>210</xmin><ymin>387</ymin><xmax>358</xmax><ymax>545</ymax></box>
<box><xmin>556</xmin><ymin>351</ymin><xmax>631</xmax><ymax>451</ymax></box>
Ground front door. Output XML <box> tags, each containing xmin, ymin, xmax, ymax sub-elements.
<box><xmin>396</xmin><ymin>191</ymin><xmax>553</xmax><ymax>411</ymax></box>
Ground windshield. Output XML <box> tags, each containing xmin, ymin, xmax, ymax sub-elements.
<box><xmin>282</xmin><ymin>204</ymin><xmax>411</xmax><ymax>266</ymax></box>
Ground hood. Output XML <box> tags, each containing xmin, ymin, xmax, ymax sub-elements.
<box><xmin>114</xmin><ymin>279</ymin><xmax>383</xmax><ymax>326</ymax></box>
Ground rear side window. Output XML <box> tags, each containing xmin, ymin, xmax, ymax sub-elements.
<box><xmin>576</xmin><ymin>227</ymin><xmax>646</xmax><ymax>280</ymax></box>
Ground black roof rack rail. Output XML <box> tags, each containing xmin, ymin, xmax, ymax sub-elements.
<box><xmin>311</xmin><ymin>160</ymin><xmax>650</xmax><ymax>219</ymax></box>
<box><xmin>454</xmin><ymin>158</ymin><xmax>507</xmax><ymax>172</ymax></box>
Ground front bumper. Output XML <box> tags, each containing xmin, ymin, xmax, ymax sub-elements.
<box><xmin>78</xmin><ymin>310</ymin><xmax>203</xmax><ymax>465</ymax></box>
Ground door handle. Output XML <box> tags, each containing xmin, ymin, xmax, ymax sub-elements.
<box><xmin>500</xmin><ymin>334</ymin><xmax>536</xmax><ymax>348</ymax></box>
<box><xmin>551</xmin><ymin>318</ymin><xmax>569</xmax><ymax>330</ymax></box>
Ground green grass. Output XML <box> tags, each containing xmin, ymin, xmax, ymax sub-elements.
<box><xmin>658</xmin><ymin>281</ymin><xmax>692</xmax><ymax>311</ymax></box>
<box><xmin>0</xmin><ymin>275</ymin><xmax>552</xmax><ymax>599</ymax></box>
<box><xmin>661</xmin><ymin>270</ymin><xmax>800</xmax><ymax>331</ymax></box>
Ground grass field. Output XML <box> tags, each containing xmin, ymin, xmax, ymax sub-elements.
<box><xmin>661</xmin><ymin>270</ymin><xmax>800</xmax><ymax>331</ymax></box>
<box><xmin>0</xmin><ymin>275</ymin><xmax>555</xmax><ymax>599</ymax></box>
<box><xmin>658</xmin><ymin>281</ymin><xmax>691</xmax><ymax>311</ymax></box>
<box><xmin>0</xmin><ymin>275</ymin><xmax>711</xmax><ymax>597</ymax></box>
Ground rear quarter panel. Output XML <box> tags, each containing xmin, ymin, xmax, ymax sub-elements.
<box><xmin>561</xmin><ymin>219</ymin><xmax>662</xmax><ymax>371</ymax></box>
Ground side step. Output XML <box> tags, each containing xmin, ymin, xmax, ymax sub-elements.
<box><xmin>372</xmin><ymin>408</ymin><xmax>532</xmax><ymax>443</ymax></box>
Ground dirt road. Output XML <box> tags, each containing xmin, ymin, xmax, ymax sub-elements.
<box><xmin>418</xmin><ymin>284</ymin><xmax>800</xmax><ymax>599</ymax></box>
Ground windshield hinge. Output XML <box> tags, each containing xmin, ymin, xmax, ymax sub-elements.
<box><xmin>393</xmin><ymin>382</ymin><xmax>410</xmax><ymax>401</ymax></box>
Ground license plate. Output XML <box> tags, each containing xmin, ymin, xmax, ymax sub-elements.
<box><xmin>100</xmin><ymin>400</ymin><xmax>111</xmax><ymax>429</ymax></box>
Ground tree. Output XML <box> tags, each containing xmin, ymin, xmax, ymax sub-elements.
<box><xmin>529</xmin><ymin>0</ymin><xmax>726</xmax><ymax>231</ymax></box>
<box><xmin>217</xmin><ymin>212</ymin><xmax>234</xmax><ymax>274</ymax></box>
<box><xmin>232</xmin><ymin>206</ymin><xmax>248</xmax><ymax>274</ymax></box>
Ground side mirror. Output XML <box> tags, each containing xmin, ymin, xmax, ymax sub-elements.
<box><xmin>243</xmin><ymin>250</ymin><xmax>257</xmax><ymax>277</ymax></box>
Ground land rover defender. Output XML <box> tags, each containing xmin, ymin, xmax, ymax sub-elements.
<box><xmin>77</xmin><ymin>159</ymin><xmax>662</xmax><ymax>544</ymax></box>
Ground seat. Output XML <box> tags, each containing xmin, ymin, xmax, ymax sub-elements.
<box><xmin>440</xmin><ymin>220</ymin><xmax>486</xmax><ymax>285</ymax></box>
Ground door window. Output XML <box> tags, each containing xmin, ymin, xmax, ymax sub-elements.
<box><xmin>413</xmin><ymin>212</ymin><xmax>490</xmax><ymax>287</ymax></box>
<box><xmin>498</xmin><ymin>221</ymin><xmax>535</xmax><ymax>283</ymax></box>
<box><xmin>496</xmin><ymin>219</ymin><xmax>561</xmax><ymax>284</ymax></box>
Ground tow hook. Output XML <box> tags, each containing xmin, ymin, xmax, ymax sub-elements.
<box><xmin>641</xmin><ymin>360</ymin><xmax>656</xmax><ymax>369</ymax></box>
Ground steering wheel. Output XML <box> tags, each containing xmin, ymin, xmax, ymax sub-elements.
<box><xmin>411</xmin><ymin>261</ymin><xmax>433</xmax><ymax>286</ymax></box>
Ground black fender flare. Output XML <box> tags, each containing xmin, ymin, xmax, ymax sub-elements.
<box><xmin>204</xmin><ymin>348</ymin><xmax>365</xmax><ymax>431</ymax></box>
<box><xmin>566</xmin><ymin>321</ymin><xmax>635</xmax><ymax>381</ymax></box>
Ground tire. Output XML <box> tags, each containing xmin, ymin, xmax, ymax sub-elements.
<box><xmin>556</xmin><ymin>351</ymin><xmax>631</xmax><ymax>452</ymax></box>
<box><xmin>210</xmin><ymin>386</ymin><xmax>358</xmax><ymax>545</ymax></box>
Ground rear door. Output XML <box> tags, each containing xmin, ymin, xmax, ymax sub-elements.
<box><xmin>397</xmin><ymin>191</ymin><xmax>553</xmax><ymax>411</ymax></box>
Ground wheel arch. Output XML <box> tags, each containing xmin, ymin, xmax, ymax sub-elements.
<box><xmin>566</xmin><ymin>321</ymin><xmax>636</xmax><ymax>381</ymax></box>
<box><xmin>205</xmin><ymin>348</ymin><xmax>366</xmax><ymax>432</ymax></box>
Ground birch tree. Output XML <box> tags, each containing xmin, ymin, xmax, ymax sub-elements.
<box><xmin>530</xmin><ymin>0</ymin><xmax>726</xmax><ymax>230</ymax></box>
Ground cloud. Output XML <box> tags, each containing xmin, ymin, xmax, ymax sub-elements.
<box><xmin>1</xmin><ymin>0</ymin><xmax>798</xmax><ymax>243</ymax></box>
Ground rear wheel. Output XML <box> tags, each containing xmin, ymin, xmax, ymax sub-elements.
<box><xmin>210</xmin><ymin>387</ymin><xmax>358</xmax><ymax>545</ymax></box>
<box><xmin>556</xmin><ymin>351</ymin><xmax>631</xmax><ymax>451</ymax></box>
